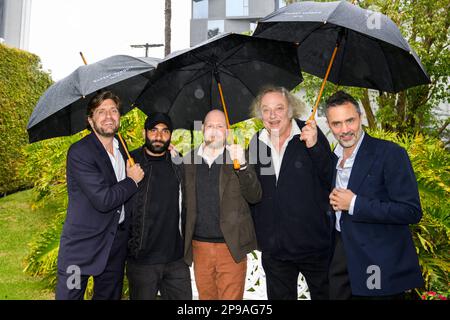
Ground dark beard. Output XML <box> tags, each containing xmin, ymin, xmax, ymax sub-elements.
<box><xmin>92</xmin><ymin>122</ymin><xmax>118</xmax><ymax>138</ymax></box>
<box><xmin>145</xmin><ymin>136</ymin><xmax>170</xmax><ymax>155</ymax></box>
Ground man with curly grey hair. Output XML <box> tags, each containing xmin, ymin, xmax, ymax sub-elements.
<box><xmin>249</xmin><ymin>86</ymin><xmax>333</xmax><ymax>300</ymax></box>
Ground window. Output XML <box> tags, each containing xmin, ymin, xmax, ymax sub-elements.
<box><xmin>192</xmin><ymin>0</ymin><xmax>208</xmax><ymax>19</ymax></box>
<box><xmin>207</xmin><ymin>20</ymin><xmax>224</xmax><ymax>39</ymax></box>
<box><xmin>277</xmin><ymin>0</ymin><xmax>286</xmax><ymax>10</ymax></box>
<box><xmin>226</xmin><ymin>0</ymin><xmax>249</xmax><ymax>17</ymax></box>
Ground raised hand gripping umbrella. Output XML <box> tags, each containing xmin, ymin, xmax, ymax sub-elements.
<box><xmin>135</xmin><ymin>32</ymin><xmax>303</xmax><ymax>169</ymax></box>
<box><xmin>253</xmin><ymin>0</ymin><xmax>431</xmax><ymax>120</ymax></box>
<box><xmin>27</xmin><ymin>54</ymin><xmax>160</xmax><ymax>164</ymax></box>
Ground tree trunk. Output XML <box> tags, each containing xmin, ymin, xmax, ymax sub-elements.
<box><xmin>360</xmin><ymin>89</ymin><xmax>376</xmax><ymax>129</ymax></box>
<box><xmin>164</xmin><ymin>0</ymin><xmax>172</xmax><ymax>56</ymax></box>
<box><xmin>396</xmin><ymin>90</ymin><xmax>407</xmax><ymax>129</ymax></box>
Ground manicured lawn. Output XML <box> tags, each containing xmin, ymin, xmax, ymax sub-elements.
<box><xmin>0</xmin><ymin>189</ymin><xmax>57</xmax><ymax>300</ymax></box>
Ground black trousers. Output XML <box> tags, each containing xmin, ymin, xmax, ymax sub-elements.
<box><xmin>55</xmin><ymin>223</ymin><xmax>128</xmax><ymax>300</ymax></box>
<box><xmin>329</xmin><ymin>231</ymin><xmax>352</xmax><ymax>300</ymax></box>
<box><xmin>329</xmin><ymin>231</ymin><xmax>406</xmax><ymax>300</ymax></box>
<box><xmin>126</xmin><ymin>258</ymin><xmax>192</xmax><ymax>300</ymax></box>
<box><xmin>261</xmin><ymin>252</ymin><xmax>330</xmax><ymax>300</ymax></box>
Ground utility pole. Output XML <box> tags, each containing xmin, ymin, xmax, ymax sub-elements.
<box><xmin>130</xmin><ymin>43</ymin><xmax>163</xmax><ymax>57</ymax></box>
<box><xmin>164</xmin><ymin>0</ymin><xmax>172</xmax><ymax>56</ymax></box>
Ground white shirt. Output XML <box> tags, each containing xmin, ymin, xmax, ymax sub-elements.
<box><xmin>106</xmin><ymin>138</ymin><xmax>126</xmax><ymax>224</ymax></box>
<box><xmin>197</xmin><ymin>144</ymin><xmax>224</xmax><ymax>168</ymax></box>
<box><xmin>333</xmin><ymin>132</ymin><xmax>365</xmax><ymax>231</ymax></box>
<box><xmin>258</xmin><ymin>119</ymin><xmax>301</xmax><ymax>181</ymax></box>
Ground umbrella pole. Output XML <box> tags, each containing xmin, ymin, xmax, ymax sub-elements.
<box><xmin>79</xmin><ymin>51</ymin><xmax>135</xmax><ymax>166</ymax></box>
<box><xmin>217</xmin><ymin>82</ymin><xmax>241</xmax><ymax>170</ymax></box>
<box><xmin>308</xmin><ymin>44</ymin><xmax>339</xmax><ymax>121</ymax></box>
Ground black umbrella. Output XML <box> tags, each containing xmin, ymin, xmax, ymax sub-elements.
<box><xmin>253</xmin><ymin>0</ymin><xmax>431</xmax><ymax>119</ymax></box>
<box><xmin>135</xmin><ymin>32</ymin><xmax>302</xmax><ymax>129</ymax></box>
<box><xmin>135</xmin><ymin>32</ymin><xmax>302</xmax><ymax>169</ymax></box>
<box><xmin>27</xmin><ymin>54</ymin><xmax>160</xmax><ymax>163</ymax></box>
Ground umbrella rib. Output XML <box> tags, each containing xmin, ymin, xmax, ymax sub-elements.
<box><xmin>332</xmin><ymin>29</ymin><xmax>348</xmax><ymax>86</ymax></box>
<box><xmin>376</xmin><ymin>40</ymin><xmax>395</xmax><ymax>92</ymax></box>
<box><xmin>217</xmin><ymin>44</ymin><xmax>247</xmax><ymax>66</ymax></box>
<box><xmin>191</xmin><ymin>42</ymin><xmax>246</xmax><ymax>70</ymax></box>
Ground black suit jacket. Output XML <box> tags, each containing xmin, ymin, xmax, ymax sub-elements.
<box><xmin>57</xmin><ymin>132</ymin><xmax>138</xmax><ymax>276</ymax></box>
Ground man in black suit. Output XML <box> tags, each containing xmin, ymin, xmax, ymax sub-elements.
<box><xmin>249</xmin><ymin>86</ymin><xmax>333</xmax><ymax>300</ymax></box>
<box><xmin>56</xmin><ymin>90</ymin><xmax>145</xmax><ymax>300</ymax></box>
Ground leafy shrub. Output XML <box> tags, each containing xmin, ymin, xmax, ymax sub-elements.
<box><xmin>367</xmin><ymin>129</ymin><xmax>450</xmax><ymax>293</ymax></box>
<box><xmin>0</xmin><ymin>44</ymin><xmax>52</xmax><ymax>195</ymax></box>
<box><xmin>24</xmin><ymin>114</ymin><xmax>449</xmax><ymax>297</ymax></box>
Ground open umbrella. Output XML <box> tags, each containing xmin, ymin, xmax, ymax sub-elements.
<box><xmin>135</xmin><ymin>32</ymin><xmax>302</xmax><ymax>168</ymax></box>
<box><xmin>253</xmin><ymin>0</ymin><xmax>431</xmax><ymax>119</ymax></box>
<box><xmin>27</xmin><ymin>54</ymin><xmax>160</xmax><ymax>164</ymax></box>
<box><xmin>136</xmin><ymin>32</ymin><xmax>302</xmax><ymax>128</ymax></box>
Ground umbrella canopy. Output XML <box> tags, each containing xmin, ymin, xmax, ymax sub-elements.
<box><xmin>27</xmin><ymin>55</ymin><xmax>160</xmax><ymax>142</ymax></box>
<box><xmin>135</xmin><ymin>32</ymin><xmax>302</xmax><ymax>129</ymax></box>
<box><xmin>253</xmin><ymin>0</ymin><xmax>430</xmax><ymax>93</ymax></box>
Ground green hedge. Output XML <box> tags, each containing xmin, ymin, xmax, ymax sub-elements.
<box><xmin>0</xmin><ymin>44</ymin><xmax>53</xmax><ymax>195</ymax></box>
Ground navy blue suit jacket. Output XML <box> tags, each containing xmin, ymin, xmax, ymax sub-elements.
<box><xmin>57</xmin><ymin>132</ymin><xmax>138</xmax><ymax>276</ymax></box>
<box><xmin>332</xmin><ymin>133</ymin><xmax>424</xmax><ymax>296</ymax></box>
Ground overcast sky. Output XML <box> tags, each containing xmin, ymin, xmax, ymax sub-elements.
<box><xmin>28</xmin><ymin>0</ymin><xmax>191</xmax><ymax>80</ymax></box>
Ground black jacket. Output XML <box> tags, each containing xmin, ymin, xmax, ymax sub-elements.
<box><xmin>250</xmin><ymin>119</ymin><xmax>333</xmax><ymax>261</ymax></box>
<box><xmin>127</xmin><ymin>147</ymin><xmax>185</xmax><ymax>261</ymax></box>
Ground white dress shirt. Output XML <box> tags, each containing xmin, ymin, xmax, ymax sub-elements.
<box><xmin>106</xmin><ymin>138</ymin><xmax>126</xmax><ymax>224</ymax></box>
<box><xmin>258</xmin><ymin>119</ymin><xmax>301</xmax><ymax>182</ymax></box>
<box><xmin>197</xmin><ymin>144</ymin><xmax>225</xmax><ymax>168</ymax></box>
<box><xmin>333</xmin><ymin>132</ymin><xmax>365</xmax><ymax>231</ymax></box>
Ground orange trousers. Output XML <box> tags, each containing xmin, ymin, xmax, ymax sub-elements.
<box><xmin>192</xmin><ymin>240</ymin><xmax>247</xmax><ymax>300</ymax></box>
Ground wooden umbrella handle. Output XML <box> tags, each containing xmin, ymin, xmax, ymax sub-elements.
<box><xmin>217</xmin><ymin>82</ymin><xmax>241</xmax><ymax>170</ymax></box>
<box><xmin>79</xmin><ymin>52</ymin><xmax>88</xmax><ymax>66</ymax></box>
<box><xmin>308</xmin><ymin>44</ymin><xmax>339</xmax><ymax>121</ymax></box>
<box><xmin>118</xmin><ymin>133</ymin><xmax>135</xmax><ymax>166</ymax></box>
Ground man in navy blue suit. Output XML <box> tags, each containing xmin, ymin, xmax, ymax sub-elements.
<box><xmin>326</xmin><ymin>91</ymin><xmax>424</xmax><ymax>299</ymax></box>
<box><xmin>56</xmin><ymin>90</ymin><xmax>145</xmax><ymax>300</ymax></box>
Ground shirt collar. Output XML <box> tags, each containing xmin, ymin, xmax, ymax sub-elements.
<box><xmin>113</xmin><ymin>137</ymin><xmax>119</xmax><ymax>150</ymax></box>
<box><xmin>334</xmin><ymin>131</ymin><xmax>365</xmax><ymax>168</ymax></box>
<box><xmin>197</xmin><ymin>143</ymin><xmax>224</xmax><ymax>164</ymax></box>
<box><xmin>259</xmin><ymin>118</ymin><xmax>301</xmax><ymax>146</ymax></box>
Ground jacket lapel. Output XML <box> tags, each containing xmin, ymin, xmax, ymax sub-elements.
<box><xmin>219</xmin><ymin>150</ymin><xmax>232</xmax><ymax>202</ymax></box>
<box><xmin>347</xmin><ymin>133</ymin><xmax>375</xmax><ymax>192</ymax></box>
<box><xmin>332</xmin><ymin>153</ymin><xmax>338</xmax><ymax>187</ymax></box>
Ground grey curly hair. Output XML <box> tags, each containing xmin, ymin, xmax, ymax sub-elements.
<box><xmin>250</xmin><ymin>86</ymin><xmax>307</xmax><ymax>120</ymax></box>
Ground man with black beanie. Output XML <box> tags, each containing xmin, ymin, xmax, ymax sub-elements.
<box><xmin>126</xmin><ymin>112</ymin><xmax>192</xmax><ymax>300</ymax></box>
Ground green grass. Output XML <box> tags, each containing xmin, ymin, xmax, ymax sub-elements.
<box><xmin>0</xmin><ymin>189</ymin><xmax>57</xmax><ymax>299</ymax></box>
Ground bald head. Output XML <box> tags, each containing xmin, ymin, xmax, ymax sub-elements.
<box><xmin>203</xmin><ymin>109</ymin><xmax>227</xmax><ymax>149</ymax></box>
<box><xmin>204</xmin><ymin>109</ymin><xmax>226</xmax><ymax>125</ymax></box>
